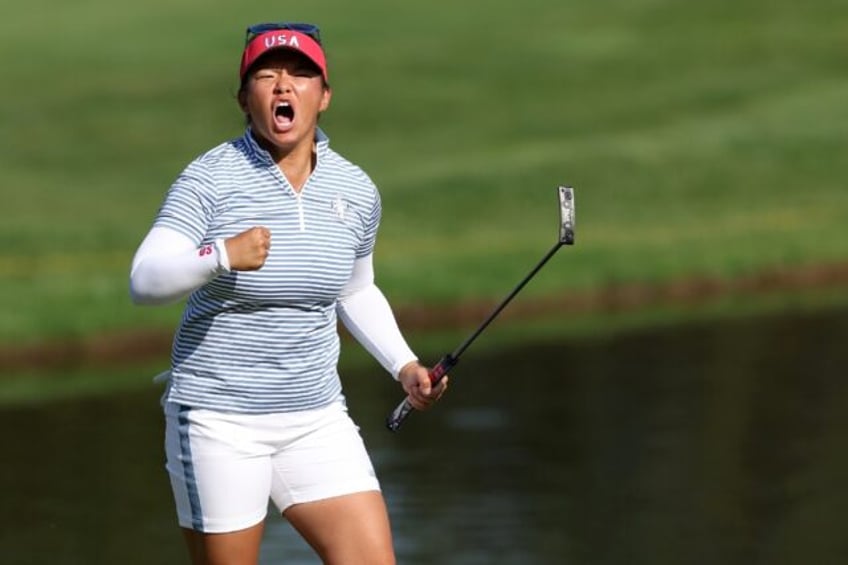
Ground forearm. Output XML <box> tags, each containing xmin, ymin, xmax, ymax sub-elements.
<box><xmin>129</xmin><ymin>226</ymin><xmax>230</xmax><ymax>305</ymax></box>
<box><xmin>337</xmin><ymin>256</ymin><xmax>417</xmax><ymax>378</ymax></box>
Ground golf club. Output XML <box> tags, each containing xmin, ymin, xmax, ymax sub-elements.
<box><xmin>386</xmin><ymin>185</ymin><xmax>576</xmax><ymax>432</ymax></box>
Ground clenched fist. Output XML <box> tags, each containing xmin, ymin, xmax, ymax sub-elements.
<box><xmin>225</xmin><ymin>227</ymin><xmax>271</xmax><ymax>271</ymax></box>
<box><xmin>398</xmin><ymin>361</ymin><xmax>448</xmax><ymax>411</ymax></box>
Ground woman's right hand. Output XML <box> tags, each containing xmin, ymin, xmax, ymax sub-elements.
<box><xmin>225</xmin><ymin>227</ymin><xmax>271</xmax><ymax>271</ymax></box>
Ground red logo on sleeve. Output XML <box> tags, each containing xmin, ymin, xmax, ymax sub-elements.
<box><xmin>198</xmin><ymin>245</ymin><xmax>214</xmax><ymax>257</ymax></box>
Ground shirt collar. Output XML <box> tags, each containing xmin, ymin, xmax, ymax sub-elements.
<box><xmin>242</xmin><ymin>127</ymin><xmax>330</xmax><ymax>166</ymax></box>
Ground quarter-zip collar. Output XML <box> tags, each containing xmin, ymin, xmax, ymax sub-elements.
<box><xmin>242</xmin><ymin>126</ymin><xmax>330</xmax><ymax>169</ymax></box>
<box><xmin>241</xmin><ymin>127</ymin><xmax>330</xmax><ymax>233</ymax></box>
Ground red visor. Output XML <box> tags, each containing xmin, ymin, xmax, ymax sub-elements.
<box><xmin>240</xmin><ymin>30</ymin><xmax>328</xmax><ymax>81</ymax></box>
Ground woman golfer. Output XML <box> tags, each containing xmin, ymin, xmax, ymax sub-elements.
<box><xmin>130</xmin><ymin>22</ymin><xmax>446</xmax><ymax>564</ymax></box>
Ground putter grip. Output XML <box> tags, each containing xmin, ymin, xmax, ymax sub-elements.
<box><xmin>385</xmin><ymin>354</ymin><xmax>455</xmax><ymax>432</ymax></box>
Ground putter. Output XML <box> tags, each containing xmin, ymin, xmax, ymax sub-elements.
<box><xmin>386</xmin><ymin>185</ymin><xmax>576</xmax><ymax>432</ymax></box>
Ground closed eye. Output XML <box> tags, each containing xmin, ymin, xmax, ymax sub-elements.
<box><xmin>293</xmin><ymin>67</ymin><xmax>320</xmax><ymax>78</ymax></box>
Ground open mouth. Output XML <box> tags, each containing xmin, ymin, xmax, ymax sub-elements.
<box><xmin>274</xmin><ymin>101</ymin><xmax>295</xmax><ymax>128</ymax></box>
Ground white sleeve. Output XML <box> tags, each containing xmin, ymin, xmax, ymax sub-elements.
<box><xmin>337</xmin><ymin>255</ymin><xmax>418</xmax><ymax>380</ymax></box>
<box><xmin>129</xmin><ymin>226</ymin><xmax>231</xmax><ymax>305</ymax></box>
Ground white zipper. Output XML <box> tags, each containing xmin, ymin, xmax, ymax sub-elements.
<box><xmin>295</xmin><ymin>191</ymin><xmax>306</xmax><ymax>232</ymax></box>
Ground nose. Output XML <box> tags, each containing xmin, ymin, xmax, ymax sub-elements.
<box><xmin>273</xmin><ymin>71</ymin><xmax>294</xmax><ymax>94</ymax></box>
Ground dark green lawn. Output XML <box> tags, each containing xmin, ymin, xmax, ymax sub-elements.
<box><xmin>2</xmin><ymin>0</ymin><xmax>846</xmax><ymax>343</ymax></box>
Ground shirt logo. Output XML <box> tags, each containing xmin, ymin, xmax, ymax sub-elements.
<box><xmin>331</xmin><ymin>195</ymin><xmax>348</xmax><ymax>221</ymax></box>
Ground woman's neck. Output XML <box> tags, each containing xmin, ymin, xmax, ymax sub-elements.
<box><xmin>252</xmin><ymin>129</ymin><xmax>316</xmax><ymax>193</ymax></box>
<box><xmin>276</xmin><ymin>144</ymin><xmax>316</xmax><ymax>193</ymax></box>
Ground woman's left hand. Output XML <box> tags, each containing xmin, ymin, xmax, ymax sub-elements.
<box><xmin>398</xmin><ymin>361</ymin><xmax>448</xmax><ymax>411</ymax></box>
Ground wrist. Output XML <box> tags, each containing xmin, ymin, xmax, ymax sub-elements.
<box><xmin>395</xmin><ymin>359</ymin><xmax>420</xmax><ymax>382</ymax></box>
<box><xmin>213</xmin><ymin>238</ymin><xmax>231</xmax><ymax>272</ymax></box>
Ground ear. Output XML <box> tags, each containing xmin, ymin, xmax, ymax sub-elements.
<box><xmin>237</xmin><ymin>87</ymin><xmax>249</xmax><ymax>115</ymax></box>
<box><xmin>319</xmin><ymin>86</ymin><xmax>332</xmax><ymax>113</ymax></box>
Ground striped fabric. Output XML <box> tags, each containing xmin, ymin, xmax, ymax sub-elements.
<box><xmin>155</xmin><ymin>128</ymin><xmax>381</xmax><ymax>413</ymax></box>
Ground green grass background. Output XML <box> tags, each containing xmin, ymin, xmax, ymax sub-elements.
<box><xmin>1</xmin><ymin>0</ymin><xmax>847</xmax><ymax>345</ymax></box>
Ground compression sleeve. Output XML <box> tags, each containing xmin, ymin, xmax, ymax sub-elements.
<box><xmin>337</xmin><ymin>255</ymin><xmax>418</xmax><ymax>380</ymax></box>
<box><xmin>130</xmin><ymin>226</ymin><xmax>230</xmax><ymax>305</ymax></box>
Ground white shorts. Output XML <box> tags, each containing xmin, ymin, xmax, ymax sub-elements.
<box><xmin>164</xmin><ymin>399</ymin><xmax>380</xmax><ymax>533</ymax></box>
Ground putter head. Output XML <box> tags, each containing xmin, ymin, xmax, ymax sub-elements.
<box><xmin>558</xmin><ymin>186</ymin><xmax>576</xmax><ymax>245</ymax></box>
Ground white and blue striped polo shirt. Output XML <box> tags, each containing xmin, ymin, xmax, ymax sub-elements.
<box><xmin>155</xmin><ymin>128</ymin><xmax>380</xmax><ymax>413</ymax></box>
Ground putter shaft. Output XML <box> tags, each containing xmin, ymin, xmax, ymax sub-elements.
<box><xmin>386</xmin><ymin>186</ymin><xmax>575</xmax><ymax>432</ymax></box>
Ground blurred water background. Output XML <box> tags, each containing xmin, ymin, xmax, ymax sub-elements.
<box><xmin>3</xmin><ymin>306</ymin><xmax>847</xmax><ymax>564</ymax></box>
